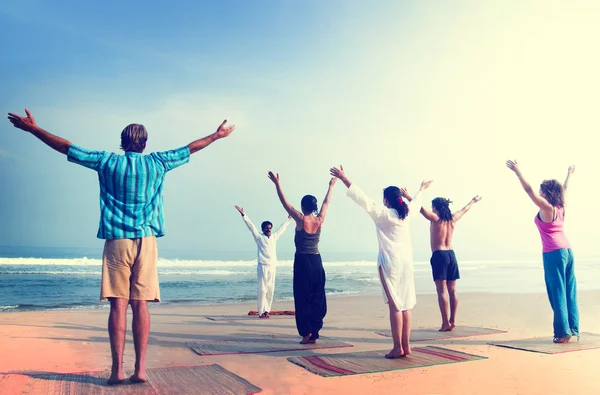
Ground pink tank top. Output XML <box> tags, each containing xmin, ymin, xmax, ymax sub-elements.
<box><xmin>534</xmin><ymin>206</ymin><xmax>571</xmax><ymax>253</ymax></box>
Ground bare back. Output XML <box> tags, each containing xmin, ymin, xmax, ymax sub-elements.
<box><xmin>430</xmin><ymin>220</ymin><xmax>455</xmax><ymax>252</ymax></box>
<box><xmin>297</xmin><ymin>214</ymin><xmax>321</xmax><ymax>234</ymax></box>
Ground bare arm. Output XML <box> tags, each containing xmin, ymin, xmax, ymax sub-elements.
<box><xmin>329</xmin><ymin>165</ymin><xmax>352</xmax><ymax>188</ymax></box>
<box><xmin>317</xmin><ymin>178</ymin><xmax>337</xmax><ymax>222</ymax></box>
<box><xmin>187</xmin><ymin>120</ymin><xmax>235</xmax><ymax>154</ymax></box>
<box><xmin>267</xmin><ymin>172</ymin><xmax>303</xmax><ymax>222</ymax></box>
<box><xmin>452</xmin><ymin>196</ymin><xmax>482</xmax><ymax>222</ymax></box>
<box><xmin>506</xmin><ymin>160</ymin><xmax>553</xmax><ymax>210</ymax></box>
<box><xmin>420</xmin><ymin>206</ymin><xmax>439</xmax><ymax>221</ymax></box>
<box><xmin>8</xmin><ymin>109</ymin><xmax>71</xmax><ymax>155</ymax></box>
<box><xmin>563</xmin><ymin>165</ymin><xmax>575</xmax><ymax>191</ymax></box>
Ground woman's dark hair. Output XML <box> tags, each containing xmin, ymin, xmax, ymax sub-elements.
<box><xmin>301</xmin><ymin>195</ymin><xmax>318</xmax><ymax>215</ymax></box>
<box><xmin>432</xmin><ymin>197</ymin><xmax>453</xmax><ymax>221</ymax></box>
<box><xmin>540</xmin><ymin>180</ymin><xmax>564</xmax><ymax>207</ymax></box>
<box><xmin>383</xmin><ymin>186</ymin><xmax>409</xmax><ymax>220</ymax></box>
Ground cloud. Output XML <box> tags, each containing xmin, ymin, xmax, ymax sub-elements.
<box><xmin>0</xmin><ymin>146</ymin><xmax>23</xmax><ymax>163</ymax></box>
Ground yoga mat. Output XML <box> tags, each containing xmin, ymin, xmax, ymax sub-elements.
<box><xmin>0</xmin><ymin>364</ymin><xmax>261</xmax><ymax>395</ymax></box>
<box><xmin>376</xmin><ymin>326</ymin><xmax>507</xmax><ymax>341</ymax></box>
<box><xmin>188</xmin><ymin>334</ymin><xmax>353</xmax><ymax>356</ymax></box>
<box><xmin>488</xmin><ymin>332</ymin><xmax>600</xmax><ymax>354</ymax></box>
<box><xmin>206</xmin><ymin>315</ymin><xmax>293</xmax><ymax>321</ymax></box>
<box><xmin>247</xmin><ymin>310</ymin><xmax>295</xmax><ymax>316</ymax></box>
<box><xmin>287</xmin><ymin>346</ymin><xmax>487</xmax><ymax>377</ymax></box>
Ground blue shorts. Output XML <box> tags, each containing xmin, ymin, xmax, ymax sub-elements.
<box><xmin>430</xmin><ymin>250</ymin><xmax>460</xmax><ymax>281</ymax></box>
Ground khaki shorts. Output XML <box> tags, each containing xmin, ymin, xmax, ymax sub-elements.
<box><xmin>101</xmin><ymin>236</ymin><xmax>160</xmax><ymax>302</ymax></box>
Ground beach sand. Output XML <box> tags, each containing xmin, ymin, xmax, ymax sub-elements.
<box><xmin>1</xmin><ymin>290</ymin><xmax>599</xmax><ymax>394</ymax></box>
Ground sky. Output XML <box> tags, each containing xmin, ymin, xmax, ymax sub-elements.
<box><xmin>1</xmin><ymin>1</ymin><xmax>599</xmax><ymax>261</ymax></box>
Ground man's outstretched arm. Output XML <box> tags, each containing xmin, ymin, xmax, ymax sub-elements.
<box><xmin>452</xmin><ymin>195</ymin><xmax>482</xmax><ymax>222</ymax></box>
<box><xmin>187</xmin><ymin>120</ymin><xmax>236</xmax><ymax>154</ymax></box>
<box><xmin>8</xmin><ymin>109</ymin><xmax>71</xmax><ymax>155</ymax></box>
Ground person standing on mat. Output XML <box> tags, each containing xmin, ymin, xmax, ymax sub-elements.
<box><xmin>234</xmin><ymin>205</ymin><xmax>292</xmax><ymax>318</ymax></box>
<box><xmin>506</xmin><ymin>160</ymin><xmax>579</xmax><ymax>344</ymax></box>
<box><xmin>268</xmin><ymin>171</ymin><xmax>336</xmax><ymax>344</ymax></box>
<box><xmin>7</xmin><ymin>108</ymin><xmax>235</xmax><ymax>384</ymax></box>
<box><xmin>330</xmin><ymin>165</ymin><xmax>431</xmax><ymax>358</ymax></box>
<box><xmin>417</xmin><ymin>195</ymin><xmax>482</xmax><ymax>332</ymax></box>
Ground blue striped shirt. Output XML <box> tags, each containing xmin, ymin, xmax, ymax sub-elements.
<box><xmin>67</xmin><ymin>145</ymin><xmax>190</xmax><ymax>240</ymax></box>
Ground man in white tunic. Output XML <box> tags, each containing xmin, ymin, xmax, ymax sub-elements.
<box><xmin>330</xmin><ymin>165</ymin><xmax>431</xmax><ymax>358</ymax></box>
<box><xmin>235</xmin><ymin>206</ymin><xmax>292</xmax><ymax>318</ymax></box>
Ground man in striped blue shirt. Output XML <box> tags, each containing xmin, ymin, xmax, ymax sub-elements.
<box><xmin>8</xmin><ymin>108</ymin><xmax>235</xmax><ymax>385</ymax></box>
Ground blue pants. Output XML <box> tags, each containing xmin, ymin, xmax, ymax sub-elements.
<box><xmin>542</xmin><ymin>248</ymin><xmax>579</xmax><ymax>338</ymax></box>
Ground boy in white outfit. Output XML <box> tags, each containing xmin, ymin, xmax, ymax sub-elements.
<box><xmin>235</xmin><ymin>205</ymin><xmax>292</xmax><ymax>318</ymax></box>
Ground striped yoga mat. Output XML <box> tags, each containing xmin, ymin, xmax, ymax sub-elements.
<box><xmin>287</xmin><ymin>346</ymin><xmax>487</xmax><ymax>377</ymax></box>
<box><xmin>376</xmin><ymin>326</ymin><xmax>507</xmax><ymax>341</ymax></box>
<box><xmin>206</xmin><ymin>315</ymin><xmax>294</xmax><ymax>321</ymax></box>
<box><xmin>0</xmin><ymin>364</ymin><xmax>260</xmax><ymax>395</ymax></box>
<box><xmin>188</xmin><ymin>334</ymin><xmax>352</xmax><ymax>356</ymax></box>
<box><xmin>489</xmin><ymin>332</ymin><xmax>600</xmax><ymax>354</ymax></box>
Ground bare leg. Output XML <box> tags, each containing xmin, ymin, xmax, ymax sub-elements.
<box><xmin>401</xmin><ymin>310</ymin><xmax>412</xmax><ymax>355</ymax></box>
<box><xmin>130</xmin><ymin>300</ymin><xmax>150</xmax><ymax>383</ymax></box>
<box><xmin>107</xmin><ymin>298</ymin><xmax>128</xmax><ymax>385</ymax></box>
<box><xmin>435</xmin><ymin>280</ymin><xmax>451</xmax><ymax>331</ymax></box>
<box><xmin>379</xmin><ymin>266</ymin><xmax>404</xmax><ymax>358</ymax></box>
<box><xmin>447</xmin><ymin>280</ymin><xmax>458</xmax><ymax>330</ymax></box>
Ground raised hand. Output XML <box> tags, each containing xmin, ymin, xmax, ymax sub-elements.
<box><xmin>329</xmin><ymin>177</ymin><xmax>337</xmax><ymax>187</ymax></box>
<box><xmin>7</xmin><ymin>108</ymin><xmax>38</xmax><ymax>132</ymax></box>
<box><xmin>472</xmin><ymin>195</ymin><xmax>482</xmax><ymax>203</ymax></box>
<box><xmin>267</xmin><ymin>171</ymin><xmax>280</xmax><ymax>185</ymax></box>
<box><xmin>215</xmin><ymin>120</ymin><xmax>236</xmax><ymax>139</ymax></box>
<box><xmin>420</xmin><ymin>180</ymin><xmax>433</xmax><ymax>191</ymax></box>
<box><xmin>568</xmin><ymin>165</ymin><xmax>576</xmax><ymax>175</ymax></box>
<box><xmin>234</xmin><ymin>205</ymin><xmax>245</xmax><ymax>216</ymax></box>
<box><xmin>329</xmin><ymin>165</ymin><xmax>346</xmax><ymax>180</ymax></box>
<box><xmin>400</xmin><ymin>188</ymin><xmax>410</xmax><ymax>198</ymax></box>
<box><xmin>506</xmin><ymin>160</ymin><xmax>520</xmax><ymax>174</ymax></box>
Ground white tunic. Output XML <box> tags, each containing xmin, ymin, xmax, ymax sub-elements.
<box><xmin>347</xmin><ymin>184</ymin><xmax>422</xmax><ymax>311</ymax></box>
<box><xmin>242</xmin><ymin>215</ymin><xmax>292</xmax><ymax>266</ymax></box>
<box><xmin>242</xmin><ymin>215</ymin><xmax>292</xmax><ymax>314</ymax></box>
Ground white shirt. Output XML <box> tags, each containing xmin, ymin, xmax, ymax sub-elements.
<box><xmin>347</xmin><ymin>184</ymin><xmax>422</xmax><ymax>310</ymax></box>
<box><xmin>242</xmin><ymin>215</ymin><xmax>292</xmax><ymax>266</ymax></box>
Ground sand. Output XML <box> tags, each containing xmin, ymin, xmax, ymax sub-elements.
<box><xmin>1</xmin><ymin>290</ymin><xmax>599</xmax><ymax>394</ymax></box>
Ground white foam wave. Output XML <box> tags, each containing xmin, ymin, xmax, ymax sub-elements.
<box><xmin>0</xmin><ymin>257</ymin><xmax>379</xmax><ymax>268</ymax></box>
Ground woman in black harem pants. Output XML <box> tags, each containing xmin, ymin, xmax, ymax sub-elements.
<box><xmin>293</xmin><ymin>252</ymin><xmax>327</xmax><ymax>340</ymax></box>
<box><xmin>268</xmin><ymin>171</ymin><xmax>337</xmax><ymax>344</ymax></box>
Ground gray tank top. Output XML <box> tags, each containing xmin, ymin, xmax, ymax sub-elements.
<box><xmin>294</xmin><ymin>227</ymin><xmax>321</xmax><ymax>254</ymax></box>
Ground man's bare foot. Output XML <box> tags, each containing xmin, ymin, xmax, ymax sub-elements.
<box><xmin>107</xmin><ymin>373</ymin><xmax>126</xmax><ymax>386</ymax></box>
<box><xmin>130</xmin><ymin>373</ymin><xmax>147</xmax><ymax>383</ymax></box>
<box><xmin>265</xmin><ymin>312</ymin><xmax>270</xmax><ymax>319</ymax></box>
<box><xmin>300</xmin><ymin>334</ymin><xmax>312</xmax><ymax>344</ymax></box>
<box><xmin>384</xmin><ymin>347</ymin><xmax>405</xmax><ymax>359</ymax></box>
<box><xmin>439</xmin><ymin>323</ymin><xmax>452</xmax><ymax>332</ymax></box>
<box><xmin>259</xmin><ymin>312</ymin><xmax>267</xmax><ymax>319</ymax></box>
<box><xmin>449</xmin><ymin>322</ymin><xmax>456</xmax><ymax>331</ymax></box>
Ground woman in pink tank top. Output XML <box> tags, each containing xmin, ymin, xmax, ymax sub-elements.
<box><xmin>506</xmin><ymin>160</ymin><xmax>578</xmax><ymax>344</ymax></box>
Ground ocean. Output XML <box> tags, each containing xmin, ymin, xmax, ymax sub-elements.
<box><xmin>1</xmin><ymin>246</ymin><xmax>598</xmax><ymax>312</ymax></box>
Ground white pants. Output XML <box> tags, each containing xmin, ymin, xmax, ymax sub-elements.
<box><xmin>257</xmin><ymin>264</ymin><xmax>276</xmax><ymax>314</ymax></box>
